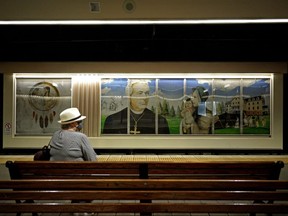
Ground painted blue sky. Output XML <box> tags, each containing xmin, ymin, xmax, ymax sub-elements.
<box><xmin>101</xmin><ymin>78</ymin><xmax>270</xmax><ymax>99</ymax></box>
<box><xmin>213</xmin><ymin>78</ymin><xmax>270</xmax><ymax>97</ymax></box>
<box><xmin>158</xmin><ymin>79</ymin><xmax>184</xmax><ymax>99</ymax></box>
<box><xmin>243</xmin><ymin>78</ymin><xmax>270</xmax><ymax>97</ymax></box>
<box><xmin>186</xmin><ymin>79</ymin><xmax>212</xmax><ymax>95</ymax></box>
<box><xmin>101</xmin><ymin>78</ymin><xmax>127</xmax><ymax>96</ymax></box>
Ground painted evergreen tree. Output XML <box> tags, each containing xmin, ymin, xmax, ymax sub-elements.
<box><xmin>161</xmin><ymin>99</ymin><xmax>169</xmax><ymax>116</ymax></box>
<box><xmin>158</xmin><ymin>102</ymin><xmax>163</xmax><ymax>115</ymax></box>
<box><xmin>170</xmin><ymin>105</ymin><xmax>176</xmax><ymax>117</ymax></box>
<box><xmin>176</xmin><ymin>105</ymin><xmax>182</xmax><ymax>118</ymax></box>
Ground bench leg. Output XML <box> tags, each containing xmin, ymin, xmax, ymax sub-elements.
<box><xmin>249</xmin><ymin>212</ymin><xmax>272</xmax><ymax>216</ymax></box>
<box><xmin>140</xmin><ymin>199</ymin><xmax>152</xmax><ymax>216</ymax></box>
<box><xmin>16</xmin><ymin>213</ymin><xmax>38</xmax><ymax>216</ymax></box>
<box><xmin>15</xmin><ymin>200</ymin><xmax>38</xmax><ymax>216</ymax></box>
<box><xmin>251</xmin><ymin>200</ymin><xmax>273</xmax><ymax>216</ymax></box>
<box><xmin>16</xmin><ymin>200</ymin><xmax>21</xmax><ymax>216</ymax></box>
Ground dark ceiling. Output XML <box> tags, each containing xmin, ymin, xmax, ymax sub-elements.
<box><xmin>0</xmin><ymin>23</ymin><xmax>288</xmax><ymax>61</ymax></box>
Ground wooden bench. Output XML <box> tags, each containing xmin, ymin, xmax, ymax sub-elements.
<box><xmin>4</xmin><ymin>160</ymin><xmax>285</xmax><ymax>215</ymax></box>
<box><xmin>5</xmin><ymin>160</ymin><xmax>285</xmax><ymax>180</ymax></box>
<box><xmin>0</xmin><ymin>179</ymin><xmax>288</xmax><ymax>214</ymax></box>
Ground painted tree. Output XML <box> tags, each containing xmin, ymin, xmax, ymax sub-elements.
<box><xmin>176</xmin><ymin>105</ymin><xmax>182</xmax><ymax>118</ymax></box>
<box><xmin>169</xmin><ymin>105</ymin><xmax>176</xmax><ymax>117</ymax></box>
<box><xmin>161</xmin><ymin>99</ymin><xmax>169</xmax><ymax>116</ymax></box>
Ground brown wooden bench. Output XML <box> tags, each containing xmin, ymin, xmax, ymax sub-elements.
<box><xmin>4</xmin><ymin>160</ymin><xmax>285</xmax><ymax>216</ymax></box>
<box><xmin>0</xmin><ymin>179</ymin><xmax>288</xmax><ymax>214</ymax></box>
<box><xmin>5</xmin><ymin>160</ymin><xmax>285</xmax><ymax>180</ymax></box>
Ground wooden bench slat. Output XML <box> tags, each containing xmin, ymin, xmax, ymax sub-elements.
<box><xmin>0</xmin><ymin>203</ymin><xmax>288</xmax><ymax>213</ymax></box>
<box><xmin>1</xmin><ymin>190</ymin><xmax>288</xmax><ymax>201</ymax></box>
<box><xmin>1</xmin><ymin>179</ymin><xmax>288</xmax><ymax>190</ymax></box>
<box><xmin>159</xmin><ymin>163</ymin><xmax>268</xmax><ymax>171</ymax></box>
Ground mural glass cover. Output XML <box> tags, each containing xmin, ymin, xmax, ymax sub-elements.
<box><xmin>16</xmin><ymin>78</ymin><xmax>72</xmax><ymax>135</ymax></box>
<box><xmin>100</xmin><ymin>77</ymin><xmax>271</xmax><ymax>136</ymax></box>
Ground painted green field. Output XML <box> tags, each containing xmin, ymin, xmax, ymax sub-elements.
<box><xmin>101</xmin><ymin>115</ymin><xmax>270</xmax><ymax>135</ymax></box>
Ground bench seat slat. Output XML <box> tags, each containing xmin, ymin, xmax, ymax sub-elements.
<box><xmin>1</xmin><ymin>190</ymin><xmax>288</xmax><ymax>201</ymax></box>
<box><xmin>1</xmin><ymin>179</ymin><xmax>287</xmax><ymax>190</ymax></box>
<box><xmin>0</xmin><ymin>203</ymin><xmax>288</xmax><ymax>213</ymax></box>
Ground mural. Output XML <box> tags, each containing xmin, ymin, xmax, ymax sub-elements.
<box><xmin>100</xmin><ymin>77</ymin><xmax>271</xmax><ymax>136</ymax></box>
<box><xmin>15</xmin><ymin>78</ymin><xmax>72</xmax><ymax>135</ymax></box>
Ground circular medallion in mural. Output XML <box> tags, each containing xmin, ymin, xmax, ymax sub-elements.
<box><xmin>28</xmin><ymin>81</ymin><xmax>60</xmax><ymax>111</ymax></box>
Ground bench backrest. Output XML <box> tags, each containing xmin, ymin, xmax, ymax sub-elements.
<box><xmin>147</xmin><ymin>161</ymin><xmax>284</xmax><ymax>179</ymax></box>
<box><xmin>6</xmin><ymin>160</ymin><xmax>284</xmax><ymax>180</ymax></box>
<box><xmin>0</xmin><ymin>179</ymin><xmax>288</xmax><ymax>214</ymax></box>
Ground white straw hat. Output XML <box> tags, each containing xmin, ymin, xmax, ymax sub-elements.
<box><xmin>58</xmin><ymin>107</ymin><xmax>86</xmax><ymax>124</ymax></box>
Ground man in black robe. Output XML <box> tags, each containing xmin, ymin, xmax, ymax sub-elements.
<box><xmin>103</xmin><ymin>107</ymin><xmax>170</xmax><ymax>134</ymax></box>
<box><xmin>103</xmin><ymin>79</ymin><xmax>170</xmax><ymax>134</ymax></box>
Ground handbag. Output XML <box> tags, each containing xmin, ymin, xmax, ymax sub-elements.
<box><xmin>34</xmin><ymin>145</ymin><xmax>50</xmax><ymax>161</ymax></box>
